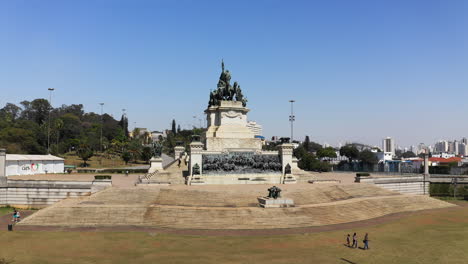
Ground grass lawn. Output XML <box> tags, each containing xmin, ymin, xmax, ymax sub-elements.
<box><xmin>0</xmin><ymin>207</ymin><xmax>13</xmax><ymax>217</ymax></box>
<box><xmin>0</xmin><ymin>202</ymin><xmax>467</xmax><ymax>264</ymax></box>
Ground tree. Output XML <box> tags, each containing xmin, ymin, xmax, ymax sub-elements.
<box><xmin>359</xmin><ymin>149</ymin><xmax>378</xmax><ymax>165</ymax></box>
<box><xmin>141</xmin><ymin>146</ymin><xmax>153</xmax><ymax>164</ymax></box>
<box><xmin>0</xmin><ymin>103</ymin><xmax>22</xmax><ymax>122</ymax></box>
<box><xmin>340</xmin><ymin>145</ymin><xmax>359</xmax><ymax>163</ymax></box>
<box><xmin>118</xmin><ymin>114</ymin><xmax>129</xmax><ymax>138</ymax></box>
<box><xmin>20</xmin><ymin>99</ymin><xmax>50</xmax><ymax>124</ymax></box>
<box><xmin>317</xmin><ymin>147</ymin><xmax>337</xmax><ymax>159</ymax></box>
<box><xmin>171</xmin><ymin>119</ymin><xmax>177</xmax><ymax>134</ymax></box>
<box><xmin>177</xmin><ymin>124</ymin><xmax>181</xmax><ymax>134</ymax></box>
<box><xmin>122</xmin><ymin>151</ymin><xmax>131</xmax><ymax>165</ymax></box>
<box><xmin>303</xmin><ymin>136</ymin><xmax>310</xmax><ymax>151</ymax></box>
<box><xmin>293</xmin><ymin>145</ymin><xmax>307</xmax><ymax>159</ymax></box>
<box><xmin>76</xmin><ymin>144</ymin><xmax>94</xmax><ymax>167</ymax></box>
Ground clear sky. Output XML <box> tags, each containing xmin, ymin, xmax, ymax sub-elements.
<box><xmin>1</xmin><ymin>0</ymin><xmax>467</xmax><ymax>148</ymax></box>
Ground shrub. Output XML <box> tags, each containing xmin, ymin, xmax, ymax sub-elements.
<box><xmin>94</xmin><ymin>175</ymin><xmax>112</xmax><ymax>180</ymax></box>
<box><xmin>356</xmin><ymin>173</ymin><xmax>370</xmax><ymax>177</ymax></box>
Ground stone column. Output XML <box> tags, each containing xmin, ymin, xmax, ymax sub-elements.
<box><xmin>174</xmin><ymin>146</ymin><xmax>185</xmax><ymax>160</ymax></box>
<box><xmin>0</xmin><ymin>148</ymin><xmax>6</xmax><ymax>187</ymax></box>
<box><xmin>279</xmin><ymin>143</ymin><xmax>295</xmax><ymax>184</ymax></box>
<box><xmin>188</xmin><ymin>142</ymin><xmax>204</xmax><ymax>185</ymax></box>
<box><xmin>423</xmin><ymin>154</ymin><xmax>429</xmax><ymax>176</ymax></box>
<box><xmin>148</xmin><ymin>156</ymin><xmax>163</xmax><ymax>173</ymax></box>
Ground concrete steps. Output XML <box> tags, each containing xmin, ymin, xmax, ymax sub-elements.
<box><xmin>19</xmin><ymin>184</ymin><xmax>454</xmax><ymax>229</ymax></box>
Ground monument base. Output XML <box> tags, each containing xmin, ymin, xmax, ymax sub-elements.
<box><xmin>148</xmin><ymin>157</ymin><xmax>163</xmax><ymax>173</ymax></box>
<box><xmin>257</xmin><ymin>197</ymin><xmax>295</xmax><ymax>208</ymax></box>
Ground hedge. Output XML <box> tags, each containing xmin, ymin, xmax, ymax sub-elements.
<box><xmin>94</xmin><ymin>175</ymin><xmax>112</xmax><ymax>180</ymax></box>
<box><xmin>356</xmin><ymin>173</ymin><xmax>370</xmax><ymax>177</ymax></box>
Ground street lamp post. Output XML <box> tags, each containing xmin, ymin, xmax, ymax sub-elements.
<box><xmin>47</xmin><ymin>88</ymin><xmax>55</xmax><ymax>154</ymax></box>
<box><xmin>289</xmin><ymin>100</ymin><xmax>295</xmax><ymax>142</ymax></box>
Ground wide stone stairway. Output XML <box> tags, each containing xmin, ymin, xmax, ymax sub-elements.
<box><xmin>19</xmin><ymin>183</ymin><xmax>454</xmax><ymax>229</ymax></box>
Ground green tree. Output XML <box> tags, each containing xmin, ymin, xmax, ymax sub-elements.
<box><xmin>141</xmin><ymin>146</ymin><xmax>153</xmax><ymax>164</ymax></box>
<box><xmin>303</xmin><ymin>136</ymin><xmax>310</xmax><ymax>151</ymax></box>
<box><xmin>122</xmin><ymin>151</ymin><xmax>131</xmax><ymax>165</ymax></box>
<box><xmin>293</xmin><ymin>145</ymin><xmax>307</xmax><ymax>159</ymax></box>
<box><xmin>76</xmin><ymin>144</ymin><xmax>94</xmax><ymax>167</ymax></box>
<box><xmin>317</xmin><ymin>147</ymin><xmax>337</xmax><ymax>159</ymax></box>
<box><xmin>339</xmin><ymin>145</ymin><xmax>359</xmax><ymax>163</ymax></box>
<box><xmin>359</xmin><ymin>149</ymin><xmax>378</xmax><ymax>165</ymax></box>
<box><xmin>171</xmin><ymin>119</ymin><xmax>177</xmax><ymax>134</ymax></box>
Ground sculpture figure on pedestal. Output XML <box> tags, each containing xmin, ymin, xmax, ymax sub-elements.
<box><xmin>208</xmin><ymin>60</ymin><xmax>247</xmax><ymax>107</ymax></box>
<box><xmin>267</xmin><ymin>186</ymin><xmax>282</xmax><ymax>199</ymax></box>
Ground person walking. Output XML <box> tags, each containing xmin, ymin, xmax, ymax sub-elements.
<box><xmin>178</xmin><ymin>159</ymin><xmax>181</xmax><ymax>168</ymax></box>
<box><xmin>15</xmin><ymin>210</ymin><xmax>20</xmax><ymax>223</ymax></box>
<box><xmin>346</xmin><ymin>234</ymin><xmax>351</xmax><ymax>247</ymax></box>
<box><xmin>363</xmin><ymin>233</ymin><xmax>369</xmax><ymax>250</ymax></box>
<box><xmin>352</xmin><ymin>233</ymin><xmax>358</xmax><ymax>248</ymax></box>
<box><xmin>12</xmin><ymin>209</ymin><xmax>17</xmax><ymax>222</ymax></box>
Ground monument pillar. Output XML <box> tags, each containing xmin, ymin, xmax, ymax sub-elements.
<box><xmin>188</xmin><ymin>141</ymin><xmax>204</xmax><ymax>185</ymax></box>
<box><xmin>174</xmin><ymin>146</ymin><xmax>185</xmax><ymax>160</ymax></box>
<box><xmin>0</xmin><ymin>148</ymin><xmax>6</xmax><ymax>186</ymax></box>
<box><xmin>279</xmin><ymin>143</ymin><xmax>296</xmax><ymax>184</ymax></box>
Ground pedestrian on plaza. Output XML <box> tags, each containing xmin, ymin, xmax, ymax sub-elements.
<box><xmin>12</xmin><ymin>209</ymin><xmax>17</xmax><ymax>222</ymax></box>
<box><xmin>346</xmin><ymin>234</ymin><xmax>351</xmax><ymax>247</ymax></box>
<box><xmin>178</xmin><ymin>159</ymin><xmax>181</xmax><ymax>167</ymax></box>
<box><xmin>352</xmin><ymin>232</ymin><xmax>358</xmax><ymax>248</ymax></box>
<box><xmin>363</xmin><ymin>233</ymin><xmax>369</xmax><ymax>250</ymax></box>
<box><xmin>15</xmin><ymin>210</ymin><xmax>20</xmax><ymax>222</ymax></box>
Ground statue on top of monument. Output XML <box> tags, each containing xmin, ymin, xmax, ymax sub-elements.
<box><xmin>208</xmin><ymin>60</ymin><xmax>247</xmax><ymax>107</ymax></box>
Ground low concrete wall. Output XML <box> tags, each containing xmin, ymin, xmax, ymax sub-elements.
<box><xmin>356</xmin><ymin>176</ymin><xmax>429</xmax><ymax>195</ymax></box>
<box><xmin>191</xmin><ymin>173</ymin><xmax>283</xmax><ymax>185</ymax></box>
<box><xmin>0</xmin><ymin>179</ymin><xmax>111</xmax><ymax>208</ymax></box>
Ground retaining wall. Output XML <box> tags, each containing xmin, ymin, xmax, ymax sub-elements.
<box><xmin>0</xmin><ymin>179</ymin><xmax>111</xmax><ymax>208</ymax></box>
<box><xmin>356</xmin><ymin>176</ymin><xmax>429</xmax><ymax>195</ymax></box>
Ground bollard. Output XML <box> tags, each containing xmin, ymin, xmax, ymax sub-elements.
<box><xmin>8</xmin><ymin>224</ymin><xmax>13</xmax><ymax>231</ymax></box>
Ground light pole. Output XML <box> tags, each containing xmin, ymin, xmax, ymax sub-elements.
<box><xmin>289</xmin><ymin>100</ymin><xmax>295</xmax><ymax>142</ymax></box>
<box><xmin>47</xmin><ymin>88</ymin><xmax>55</xmax><ymax>154</ymax></box>
<box><xmin>193</xmin><ymin>116</ymin><xmax>197</xmax><ymax>128</ymax></box>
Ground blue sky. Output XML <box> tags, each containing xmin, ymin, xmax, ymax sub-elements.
<box><xmin>1</xmin><ymin>0</ymin><xmax>467</xmax><ymax>147</ymax></box>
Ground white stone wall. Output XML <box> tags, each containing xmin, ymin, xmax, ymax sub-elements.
<box><xmin>0</xmin><ymin>180</ymin><xmax>111</xmax><ymax>208</ymax></box>
<box><xmin>359</xmin><ymin>176</ymin><xmax>429</xmax><ymax>195</ymax></box>
<box><xmin>191</xmin><ymin>173</ymin><xmax>283</xmax><ymax>185</ymax></box>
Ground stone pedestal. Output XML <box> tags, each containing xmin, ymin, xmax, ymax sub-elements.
<box><xmin>0</xmin><ymin>149</ymin><xmax>6</xmax><ymax>187</ymax></box>
<box><xmin>188</xmin><ymin>142</ymin><xmax>204</xmax><ymax>185</ymax></box>
<box><xmin>148</xmin><ymin>157</ymin><xmax>163</xmax><ymax>173</ymax></box>
<box><xmin>204</xmin><ymin>101</ymin><xmax>261</xmax><ymax>151</ymax></box>
<box><xmin>174</xmin><ymin>146</ymin><xmax>185</xmax><ymax>160</ymax></box>
<box><xmin>257</xmin><ymin>197</ymin><xmax>295</xmax><ymax>208</ymax></box>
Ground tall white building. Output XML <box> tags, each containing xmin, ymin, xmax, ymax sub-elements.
<box><xmin>382</xmin><ymin>137</ymin><xmax>395</xmax><ymax>156</ymax></box>
<box><xmin>246</xmin><ymin>121</ymin><xmax>263</xmax><ymax>137</ymax></box>
<box><xmin>434</xmin><ymin>140</ymin><xmax>449</xmax><ymax>153</ymax></box>
<box><xmin>459</xmin><ymin>143</ymin><xmax>467</xmax><ymax>156</ymax></box>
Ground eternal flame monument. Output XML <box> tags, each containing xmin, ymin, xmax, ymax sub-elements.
<box><xmin>187</xmin><ymin>62</ymin><xmax>297</xmax><ymax>185</ymax></box>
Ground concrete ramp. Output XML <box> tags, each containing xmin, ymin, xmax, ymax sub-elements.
<box><xmin>19</xmin><ymin>184</ymin><xmax>454</xmax><ymax>229</ymax></box>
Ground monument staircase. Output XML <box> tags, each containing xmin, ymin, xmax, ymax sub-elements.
<box><xmin>141</xmin><ymin>161</ymin><xmax>187</xmax><ymax>185</ymax></box>
<box><xmin>19</xmin><ymin>183</ymin><xmax>454</xmax><ymax>229</ymax></box>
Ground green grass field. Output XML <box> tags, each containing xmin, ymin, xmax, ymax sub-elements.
<box><xmin>0</xmin><ymin>207</ymin><xmax>13</xmax><ymax>217</ymax></box>
<box><xmin>0</xmin><ymin>202</ymin><xmax>467</xmax><ymax>264</ymax></box>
